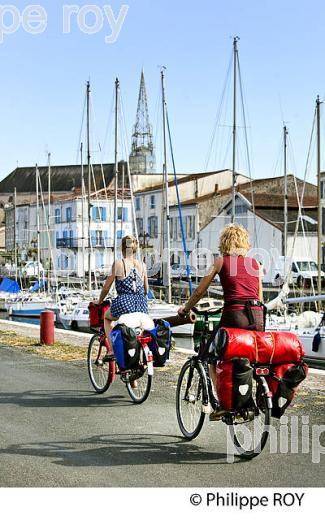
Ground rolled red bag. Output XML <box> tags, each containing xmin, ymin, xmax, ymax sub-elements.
<box><xmin>163</xmin><ymin>312</ymin><xmax>196</xmax><ymax>328</ymax></box>
<box><xmin>219</xmin><ymin>328</ymin><xmax>304</xmax><ymax>364</ymax></box>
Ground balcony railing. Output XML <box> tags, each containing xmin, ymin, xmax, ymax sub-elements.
<box><xmin>56</xmin><ymin>238</ymin><xmax>108</xmax><ymax>249</ymax></box>
<box><xmin>56</xmin><ymin>238</ymin><xmax>81</xmax><ymax>249</ymax></box>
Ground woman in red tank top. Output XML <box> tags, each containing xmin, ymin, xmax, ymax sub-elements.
<box><xmin>178</xmin><ymin>223</ymin><xmax>264</xmax><ymax>419</ymax></box>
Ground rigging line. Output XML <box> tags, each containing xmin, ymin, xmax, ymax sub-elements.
<box><xmin>118</xmin><ymin>89</ymin><xmax>140</xmax><ymax>256</ymax></box>
<box><xmin>37</xmin><ymin>171</ymin><xmax>58</xmax><ymax>292</ymax></box>
<box><xmin>101</xmin><ymin>88</ymin><xmax>115</xmax><ymax>163</ymax></box>
<box><xmin>166</xmin><ymin>108</ymin><xmax>193</xmax><ymax>294</ymax></box>
<box><xmin>76</xmin><ymin>91</ymin><xmax>87</xmax><ymax>164</ymax></box>
<box><xmin>272</xmin><ymin>133</ymin><xmax>284</xmax><ymax>178</ymax></box>
<box><xmin>205</xmin><ymin>49</ymin><xmax>233</xmax><ymax>171</ymax></box>
<box><xmin>285</xmin><ymin>109</ymin><xmax>316</xmax><ymax>284</ymax></box>
<box><xmin>237</xmin><ymin>56</ymin><xmax>258</xmax><ymax>247</ymax></box>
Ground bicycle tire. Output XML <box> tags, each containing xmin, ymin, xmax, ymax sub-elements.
<box><xmin>228</xmin><ymin>377</ymin><xmax>271</xmax><ymax>459</ymax></box>
<box><xmin>176</xmin><ymin>359</ymin><xmax>206</xmax><ymax>440</ymax></box>
<box><xmin>126</xmin><ymin>369</ymin><xmax>152</xmax><ymax>404</ymax></box>
<box><xmin>87</xmin><ymin>333</ymin><xmax>115</xmax><ymax>394</ymax></box>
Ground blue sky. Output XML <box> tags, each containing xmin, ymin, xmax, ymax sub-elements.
<box><xmin>0</xmin><ymin>0</ymin><xmax>325</xmax><ymax>184</ymax></box>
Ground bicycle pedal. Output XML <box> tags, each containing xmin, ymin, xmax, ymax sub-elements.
<box><xmin>202</xmin><ymin>403</ymin><xmax>213</xmax><ymax>414</ymax></box>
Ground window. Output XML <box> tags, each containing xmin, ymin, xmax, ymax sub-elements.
<box><xmin>91</xmin><ymin>206</ymin><xmax>107</xmax><ymax>222</ymax></box>
<box><xmin>117</xmin><ymin>207</ymin><xmax>128</xmax><ymax>221</ymax></box>
<box><xmin>186</xmin><ymin>216</ymin><xmax>196</xmax><ymax>240</ymax></box>
<box><xmin>135</xmin><ymin>197</ymin><xmax>141</xmax><ymax>211</ymax></box>
<box><xmin>148</xmin><ymin>216</ymin><xmax>158</xmax><ymax>238</ymax></box>
<box><xmin>56</xmin><ymin>232</ymin><xmax>60</xmax><ymax>247</ymax></box>
<box><xmin>66</xmin><ymin>207</ymin><xmax>72</xmax><ymax>222</ymax></box>
<box><xmin>136</xmin><ymin>217</ymin><xmax>144</xmax><ymax>236</ymax></box>
<box><xmin>54</xmin><ymin>208</ymin><xmax>60</xmax><ymax>224</ymax></box>
<box><xmin>150</xmin><ymin>195</ymin><xmax>156</xmax><ymax>209</ymax></box>
<box><xmin>321</xmin><ymin>181</ymin><xmax>325</xmax><ymax>200</ymax></box>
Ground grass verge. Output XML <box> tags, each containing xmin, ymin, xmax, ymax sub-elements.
<box><xmin>0</xmin><ymin>329</ymin><xmax>87</xmax><ymax>361</ymax></box>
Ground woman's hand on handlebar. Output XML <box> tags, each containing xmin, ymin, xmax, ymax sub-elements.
<box><xmin>178</xmin><ymin>305</ymin><xmax>189</xmax><ymax>317</ymax></box>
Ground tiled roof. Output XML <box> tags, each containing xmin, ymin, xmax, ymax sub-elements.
<box><xmin>0</xmin><ymin>162</ymin><xmax>129</xmax><ymax>194</ymax></box>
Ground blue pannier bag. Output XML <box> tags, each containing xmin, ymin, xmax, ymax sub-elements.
<box><xmin>149</xmin><ymin>319</ymin><xmax>171</xmax><ymax>367</ymax></box>
<box><xmin>110</xmin><ymin>324</ymin><xmax>140</xmax><ymax>370</ymax></box>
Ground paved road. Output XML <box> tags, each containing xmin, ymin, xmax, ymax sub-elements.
<box><xmin>0</xmin><ymin>345</ymin><xmax>324</xmax><ymax>487</ymax></box>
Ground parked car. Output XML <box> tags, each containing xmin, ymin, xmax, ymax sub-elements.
<box><xmin>264</xmin><ymin>256</ymin><xmax>325</xmax><ymax>288</ymax></box>
<box><xmin>21</xmin><ymin>261</ymin><xmax>45</xmax><ymax>277</ymax></box>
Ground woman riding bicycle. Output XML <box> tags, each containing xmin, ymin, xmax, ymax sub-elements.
<box><xmin>178</xmin><ymin>223</ymin><xmax>264</xmax><ymax>420</ymax></box>
<box><xmin>97</xmin><ymin>235</ymin><xmax>149</xmax><ymax>348</ymax></box>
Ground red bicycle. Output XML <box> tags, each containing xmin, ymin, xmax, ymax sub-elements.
<box><xmin>87</xmin><ymin>302</ymin><xmax>154</xmax><ymax>404</ymax></box>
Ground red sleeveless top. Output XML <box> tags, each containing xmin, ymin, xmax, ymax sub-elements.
<box><xmin>219</xmin><ymin>255</ymin><xmax>260</xmax><ymax>311</ymax></box>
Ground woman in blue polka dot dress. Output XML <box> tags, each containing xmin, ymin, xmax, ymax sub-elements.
<box><xmin>97</xmin><ymin>235</ymin><xmax>149</xmax><ymax>347</ymax></box>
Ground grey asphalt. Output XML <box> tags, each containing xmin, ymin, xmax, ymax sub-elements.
<box><xmin>0</xmin><ymin>345</ymin><xmax>324</xmax><ymax>487</ymax></box>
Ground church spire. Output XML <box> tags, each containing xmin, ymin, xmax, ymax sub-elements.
<box><xmin>129</xmin><ymin>69</ymin><xmax>156</xmax><ymax>175</ymax></box>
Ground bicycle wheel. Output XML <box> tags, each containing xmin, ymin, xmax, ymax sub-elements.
<box><xmin>176</xmin><ymin>359</ymin><xmax>206</xmax><ymax>440</ymax></box>
<box><xmin>126</xmin><ymin>366</ymin><xmax>152</xmax><ymax>404</ymax></box>
<box><xmin>87</xmin><ymin>333</ymin><xmax>115</xmax><ymax>394</ymax></box>
<box><xmin>228</xmin><ymin>377</ymin><xmax>271</xmax><ymax>459</ymax></box>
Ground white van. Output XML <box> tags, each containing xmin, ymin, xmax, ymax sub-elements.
<box><xmin>265</xmin><ymin>256</ymin><xmax>324</xmax><ymax>288</ymax></box>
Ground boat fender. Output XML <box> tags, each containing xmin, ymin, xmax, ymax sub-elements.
<box><xmin>312</xmin><ymin>331</ymin><xmax>321</xmax><ymax>352</ymax></box>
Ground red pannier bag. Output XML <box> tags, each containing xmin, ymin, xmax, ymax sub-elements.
<box><xmin>213</xmin><ymin>328</ymin><xmax>308</xmax><ymax>416</ymax></box>
<box><xmin>266</xmin><ymin>362</ymin><xmax>308</xmax><ymax>418</ymax></box>
<box><xmin>216</xmin><ymin>357</ymin><xmax>254</xmax><ymax>411</ymax></box>
<box><xmin>88</xmin><ymin>301</ymin><xmax>110</xmax><ymax>328</ymax></box>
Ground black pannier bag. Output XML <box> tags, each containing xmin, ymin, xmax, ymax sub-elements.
<box><xmin>267</xmin><ymin>362</ymin><xmax>308</xmax><ymax>419</ymax></box>
<box><xmin>216</xmin><ymin>357</ymin><xmax>253</xmax><ymax>411</ymax></box>
<box><xmin>149</xmin><ymin>319</ymin><xmax>171</xmax><ymax>367</ymax></box>
<box><xmin>111</xmin><ymin>324</ymin><xmax>141</xmax><ymax>370</ymax></box>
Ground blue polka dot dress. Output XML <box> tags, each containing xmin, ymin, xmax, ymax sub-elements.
<box><xmin>110</xmin><ymin>263</ymin><xmax>148</xmax><ymax>319</ymax></box>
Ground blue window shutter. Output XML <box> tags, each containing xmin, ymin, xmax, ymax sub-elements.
<box><xmin>91</xmin><ymin>230</ymin><xmax>96</xmax><ymax>246</ymax></box>
<box><xmin>91</xmin><ymin>207</ymin><xmax>97</xmax><ymax>221</ymax></box>
<box><xmin>103</xmin><ymin>230</ymin><xmax>108</xmax><ymax>246</ymax></box>
<box><xmin>102</xmin><ymin>207</ymin><xmax>107</xmax><ymax>222</ymax></box>
<box><xmin>63</xmin><ymin>230</ymin><xmax>68</xmax><ymax>239</ymax></box>
<box><xmin>123</xmin><ymin>208</ymin><xmax>128</xmax><ymax>221</ymax></box>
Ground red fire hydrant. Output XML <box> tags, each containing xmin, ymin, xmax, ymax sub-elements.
<box><xmin>40</xmin><ymin>310</ymin><xmax>55</xmax><ymax>346</ymax></box>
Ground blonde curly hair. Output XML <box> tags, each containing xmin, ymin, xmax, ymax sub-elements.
<box><xmin>219</xmin><ymin>223</ymin><xmax>250</xmax><ymax>256</ymax></box>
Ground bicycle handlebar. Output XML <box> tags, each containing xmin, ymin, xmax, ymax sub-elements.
<box><xmin>192</xmin><ymin>306</ymin><xmax>223</xmax><ymax>317</ymax></box>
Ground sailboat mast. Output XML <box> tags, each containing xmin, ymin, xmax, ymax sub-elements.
<box><xmin>231</xmin><ymin>36</ymin><xmax>239</xmax><ymax>224</ymax></box>
<box><xmin>81</xmin><ymin>142</ymin><xmax>86</xmax><ymax>279</ymax></box>
<box><xmin>113</xmin><ymin>78</ymin><xmax>119</xmax><ymax>265</ymax></box>
<box><xmin>47</xmin><ymin>152</ymin><xmax>51</xmax><ymax>282</ymax></box>
<box><xmin>86</xmin><ymin>81</ymin><xmax>92</xmax><ymax>291</ymax></box>
<box><xmin>14</xmin><ymin>187</ymin><xmax>17</xmax><ymax>283</ymax></box>
<box><xmin>161</xmin><ymin>69</ymin><xmax>172</xmax><ymax>303</ymax></box>
<box><xmin>283</xmin><ymin>125</ymin><xmax>288</xmax><ymax>258</ymax></box>
<box><xmin>36</xmin><ymin>165</ymin><xmax>41</xmax><ymax>291</ymax></box>
<box><xmin>316</xmin><ymin>95</ymin><xmax>322</xmax><ymax>296</ymax></box>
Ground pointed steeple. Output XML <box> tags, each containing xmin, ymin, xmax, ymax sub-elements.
<box><xmin>129</xmin><ymin>69</ymin><xmax>156</xmax><ymax>175</ymax></box>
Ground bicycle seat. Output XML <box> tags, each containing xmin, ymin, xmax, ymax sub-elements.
<box><xmin>117</xmin><ymin>312</ymin><xmax>155</xmax><ymax>331</ymax></box>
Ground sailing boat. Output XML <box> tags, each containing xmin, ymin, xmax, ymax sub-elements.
<box><xmin>265</xmin><ymin>98</ymin><xmax>325</xmax><ymax>365</ymax></box>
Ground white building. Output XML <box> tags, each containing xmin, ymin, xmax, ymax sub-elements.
<box><xmin>134</xmin><ymin>169</ymin><xmax>249</xmax><ymax>274</ymax></box>
<box><xmin>5</xmin><ymin>193</ymin><xmax>133</xmax><ymax>277</ymax></box>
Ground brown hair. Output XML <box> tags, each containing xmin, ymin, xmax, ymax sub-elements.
<box><xmin>219</xmin><ymin>223</ymin><xmax>250</xmax><ymax>256</ymax></box>
<box><xmin>122</xmin><ymin>235</ymin><xmax>138</xmax><ymax>257</ymax></box>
